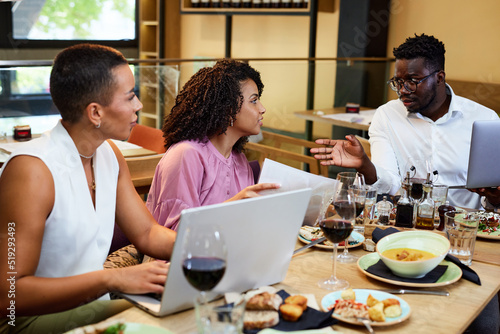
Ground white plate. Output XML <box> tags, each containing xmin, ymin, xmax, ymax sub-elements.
<box><xmin>320</xmin><ymin>289</ymin><xmax>411</xmax><ymax>327</ymax></box>
<box><xmin>298</xmin><ymin>228</ymin><xmax>365</xmax><ymax>249</ymax></box>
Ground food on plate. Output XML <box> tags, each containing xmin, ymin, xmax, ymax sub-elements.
<box><xmin>340</xmin><ymin>288</ymin><xmax>356</xmax><ymax>301</ymax></box>
<box><xmin>246</xmin><ymin>291</ymin><xmax>282</xmax><ymax>311</ymax></box>
<box><xmin>243</xmin><ymin>310</ymin><xmax>280</xmax><ymax>330</ymax></box>
<box><xmin>384</xmin><ymin>304</ymin><xmax>402</xmax><ymax>318</ymax></box>
<box><xmin>329</xmin><ymin>294</ymin><xmax>403</xmax><ymax>323</ymax></box>
<box><xmin>69</xmin><ymin>320</ymin><xmax>126</xmax><ymax>334</ymax></box>
<box><xmin>469</xmin><ymin>211</ymin><xmax>500</xmax><ymax>235</ymax></box>
<box><xmin>285</xmin><ymin>294</ymin><xmax>308</xmax><ymax>311</ymax></box>
<box><xmin>244</xmin><ymin>291</ymin><xmax>282</xmax><ymax>330</ymax></box>
<box><xmin>382</xmin><ymin>248</ymin><xmax>436</xmax><ymax>261</ymax></box>
<box><xmin>279</xmin><ymin>303</ymin><xmax>303</xmax><ymax>321</ymax></box>
<box><xmin>299</xmin><ymin>226</ymin><xmax>360</xmax><ymax>247</ymax></box>
<box><xmin>366</xmin><ymin>294</ymin><xmax>380</xmax><ymax>307</ymax></box>
<box><xmin>368</xmin><ymin>302</ymin><xmax>385</xmax><ymax>322</ymax></box>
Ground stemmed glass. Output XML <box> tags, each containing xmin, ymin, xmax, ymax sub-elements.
<box><xmin>182</xmin><ymin>224</ymin><xmax>227</xmax><ymax>330</ymax></box>
<box><xmin>317</xmin><ymin>187</ymin><xmax>356</xmax><ymax>291</ymax></box>
<box><xmin>335</xmin><ymin>172</ymin><xmax>365</xmax><ymax>263</ymax></box>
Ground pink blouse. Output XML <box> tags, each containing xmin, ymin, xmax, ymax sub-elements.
<box><xmin>146</xmin><ymin>139</ymin><xmax>254</xmax><ymax>230</ymax></box>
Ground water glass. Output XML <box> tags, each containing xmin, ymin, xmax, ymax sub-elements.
<box><xmin>195</xmin><ymin>296</ymin><xmax>246</xmax><ymax>334</ymax></box>
<box><xmin>444</xmin><ymin>211</ymin><xmax>479</xmax><ymax>266</ymax></box>
<box><xmin>431</xmin><ymin>184</ymin><xmax>448</xmax><ymax>228</ymax></box>
<box><xmin>362</xmin><ymin>185</ymin><xmax>377</xmax><ymax>226</ymax></box>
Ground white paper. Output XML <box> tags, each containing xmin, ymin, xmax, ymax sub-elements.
<box><xmin>258</xmin><ymin>159</ymin><xmax>339</xmax><ymax>226</ymax></box>
<box><xmin>321</xmin><ymin>109</ymin><xmax>377</xmax><ymax>126</ymax></box>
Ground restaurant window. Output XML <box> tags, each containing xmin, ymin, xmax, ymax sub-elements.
<box><xmin>13</xmin><ymin>0</ymin><xmax>136</xmax><ymax>41</ymax></box>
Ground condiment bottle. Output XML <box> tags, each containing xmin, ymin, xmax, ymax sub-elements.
<box><xmin>395</xmin><ymin>172</ymin><xmax>415</xmax><ymax>228</ymax></box>
<box><xmin>376</xmin><ymin>196</ymin><xmax>393</xmax><ymax>226</ymax></box>
<box><xmin>415</xmin><ymin>173</ymin><xmax>435</xmax><ymax>230</ymax></box>
<box><xmin>437</xmin><ymin>201</ymin><xmax>455</xmax><ymax>231</ymax></box>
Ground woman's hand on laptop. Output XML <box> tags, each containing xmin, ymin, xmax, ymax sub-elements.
<box><xmin>470</xmin><ymin>186</ymin><xmax>500</xmax><ymax>206</ymax></box>
<box><xmin>226</xmin><ymin>183</ymin><xmax>281</xmax><ymax>202</ymax></box>
<box><xmin>107</xmin><ymin>261</ymin><xmax>170</xmax><ymax>294</ymax></box>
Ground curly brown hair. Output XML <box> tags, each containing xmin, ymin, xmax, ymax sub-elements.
<box><xmin>162</xmin><ymin>59</ymin><xmax>264</xmax><ymax>153</ymax></box>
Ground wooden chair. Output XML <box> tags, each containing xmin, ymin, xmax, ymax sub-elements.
<box><xmin>128</xmin><ymin>124</ymin><xmax>166</xmax><ymax>154</ymax></box>
<box><xmin>355</xmin><ymin>135</ymin><xmax>371</xmax><ymax>160</ymax></box>
<box><xmin>245</xmin><ymin>130</ymin><xmax>328</xmax><ymax>177</ymax></box>
<box><xmin>125</xmin><ymin>153</ymin><xmax>163</xmax><ymax>196</ymax></box>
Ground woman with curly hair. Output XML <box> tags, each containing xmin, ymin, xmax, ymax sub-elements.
<box><xmin>146</xmin><ymin>59</ymin><xmax>280</xmax><ymax>230</ymax></box>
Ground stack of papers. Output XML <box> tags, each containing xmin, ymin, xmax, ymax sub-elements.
<box><xmin>321</xmin><ymin>109</ymin><xmax>377</xmax><ymax>126</ymax></box>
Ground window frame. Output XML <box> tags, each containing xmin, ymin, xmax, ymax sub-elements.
<box><xmin>0</xmin><ymin>1</ymin><xmax>139</xmax><ymax>49</ymax></box>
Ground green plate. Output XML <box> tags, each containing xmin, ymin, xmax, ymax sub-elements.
<box><xmin>357</xmin><ymin>252</ymin><xmax>462</xmax><ymax>287</ymax></box>
<box><xmin>122</xmin><ymin>323</ymin><xmax>174</xmax><ymax>333</ymax></box>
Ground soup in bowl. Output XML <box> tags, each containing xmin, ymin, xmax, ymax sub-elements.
<box><xmin>376</xmin><ymin>231</ymin><xmax>450</xmax><ymax>278</ymax></box>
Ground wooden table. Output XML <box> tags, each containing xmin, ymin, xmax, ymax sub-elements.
<box><xmin>294</xmin><ymin>107</ymin><xmax>373</xmax><ymax>141</ymax></box>
<box><xmin>106</xmin><ymin>239</ymin><xmax>500</xmax><ymax>333</ymax></box>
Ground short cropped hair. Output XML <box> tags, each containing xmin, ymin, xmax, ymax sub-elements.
<box><xmin>162</xmin><ymin>59</ymin><xmax>264</xmax><ymax>153</ymax></box>
<box><xmin>393</xmin><ymin>34</ymin><xmax>446</xmax><ymax>72</ymax></box>
<box><xmin>50</xmin><ymin>43</ymin><xmax>128</xmax><ymax>123</ymax></box>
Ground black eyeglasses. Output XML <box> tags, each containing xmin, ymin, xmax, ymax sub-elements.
<box><xmin>387</xmin><ymin>70</ymin><xmax>440</xmax><ymax>93</ymax></box>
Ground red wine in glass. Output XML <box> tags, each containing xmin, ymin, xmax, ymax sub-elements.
<box><xmin>319</xmin><ymin>219</ymin><xmax>354</xmax><ymax>243</ymax></box>
<box><xmin>333</xmin><ymin>200</ymin><xmax>357</xmax><ymax>219</ymax></box>
<box><xmin>182</xmin><ymin>257</ymin><xmax>226</xmax><ymax>292</ymax></box>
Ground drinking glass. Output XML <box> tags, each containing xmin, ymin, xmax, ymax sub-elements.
<box><xmin>336</xmin><ymin>172</ymin><xmax>364</xmax><ymax>263</ymax></box>
<box><xmin>318</xmin><ymin>187</ymin><xmax>356</xmax><ymax>290</ymax></box>
<box><xmin>444</xmin><ymin>210</ymin><xmax>479</xmax><ymax>266</ymax></box>
<box><xmin>431</xmin><ymin>184</ymin><xmax>448</xmax><ymax>228</ymax></box>
<box><xmin>362</xmin><ymin>185</ymin><xmax>378</xmax><ymax>225</ymax></box>
<box><xmin>182</xmin><ymin>224</ymin><xmax>227</xmax><ymax>332</ymax></box>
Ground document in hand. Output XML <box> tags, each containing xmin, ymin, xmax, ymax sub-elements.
<box><xmin>258</xmin><ymin>159</ymin><xmax>339</xmax><ymax>226</ymax></box>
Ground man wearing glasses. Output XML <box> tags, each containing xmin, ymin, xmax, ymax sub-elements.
<box><xmin>312</xmin><ymin>33</ymin><xmax>500</xmax><ymax>211</ymax></box>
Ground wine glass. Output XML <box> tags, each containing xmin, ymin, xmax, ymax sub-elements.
<box><xmin>182</xmin><ymin>224</ymin><xmax>227</xmax><ymax>305</ymax></box>
<box><xmin>336</xmin><ymin>172</ymin><xmax>365</xmax><ymax>263</ymax></box>
<box><xmin>317</xmin><ymin>187</ymin><xmax>356</xmax><ymax>291</ymax></box>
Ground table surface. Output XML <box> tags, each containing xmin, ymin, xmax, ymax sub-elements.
<box><xmin>106</xmin><ymin>237</ymin><xmax>500</xmax><ymax>334</ymax></box>
<box><xmin>294</xmin><ymin>107</ymin><xmax>374</xmax><ymax>132</ymax></box>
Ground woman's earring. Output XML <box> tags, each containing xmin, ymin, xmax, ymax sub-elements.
<box><xmin>230</xmin><ymin>119</ymin><xmax>233</xmax><ymax>127</ymax></box>
<box><xmin>96</xmin><ymin>122</ymin><xmax>101</xmax><ymax>129</ymax></box>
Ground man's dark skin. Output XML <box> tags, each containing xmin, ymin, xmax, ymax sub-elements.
<box><xmin>311</xmin><ymin>57</ymin><xmax>500</xmax><ymax>206</ymax></box>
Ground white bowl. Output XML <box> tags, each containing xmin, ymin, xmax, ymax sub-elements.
<box><xmin>376</xmin><ymin>231</ymin><xmax>450</xmax><ymax>278</ymax></box>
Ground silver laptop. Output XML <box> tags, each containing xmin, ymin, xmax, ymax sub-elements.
<box><xmin>449</xmin><ymin>120</ymin><xmax>500</xmax><ymax>189</ymax></box>
<box><xmin>119</xmin><ymin>188</ymin><xmax>312</xmax><ymax>317</ymax></box>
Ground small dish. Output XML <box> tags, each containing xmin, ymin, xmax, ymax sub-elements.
<box><xmin>357</xmin><ymin>252</ymin><xmax>462</xmax><ymax>288</ymax></box>
<box><xmin>298</xmin><ymin>227</ymin><xmax>365</xmax><ymax>249</ymax></box>
<box><xmin>320</xmin><ymin>289</ymin><xmax>411</xmax><ymax>327</ymax></box>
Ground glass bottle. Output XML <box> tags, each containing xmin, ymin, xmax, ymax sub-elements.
<box><xmin>395</xmin><ymin>172</ymin><xmax>415</xmax><ymax>228</ymax></box>
<box><xmin>415</xmin><ymin>175</ymin><xmax>435</xmax><ymax>230</ymax></box>
<box><xmin>376</xmin><ymin>196</ymin><xmax>393</xmax><ymax>226</ymax></box>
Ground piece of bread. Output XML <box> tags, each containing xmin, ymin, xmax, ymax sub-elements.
<box><xmin>382</xmin><ymin>298</ymin><xmax>400</xmax><ymax>308</ymax></box>
<box><xmin>285</xmin><ymin>295</ymin><xmax>308</xmax><ymax>311</ymax></box>
<box><xmin>279</xmin><ymin>303</ymin><xmax>303</xmax><ymax>322</ymax></box>
<box><xmin>368</xmin><ymin>302</ymin><xmax>385</xmax><ymax>322</ymax></box>
<box><xmin>340</xmin><ymin>288</ymin><xmax>356</xmax><ymax>301</ymax></box>
<box><xmin>366</xmin><ymin>294</ymin><xmax>380</xmax><ymax>308</ymax></box>
<box><xmin>246</xmin><ymin>292</ymin><xmax>282</xmax><ymax>311</ymax></box>
<box><xmin>243</xmin><ymin>310</ymin><xmax>279</xmax><ymax>330</ymax></box>
<box><xmin>384</xmin><ymin>304</ymin><xmax>402</xmax><ymax>318</ymax></box>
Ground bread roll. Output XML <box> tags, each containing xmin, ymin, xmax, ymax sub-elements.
<box><xmin>243</xmin><ymin>310</ymin><xmax>279</xmax><ymax>330</ymax></box>
<box><xmin>285</xmin><ymin>295</ymin><xmax>308</xmax><ymax>311</ymax></box>
<box><xmin>246</xmin><ymin>292</ymin><xmax>282</xmax><ymax>311</ymax></box>
<box><xmin>340</xmin><ymin>288</ymin><xmax>356</xmax><ymax>301</ymax></box>
<box><xmin>366</xmin><ymin>294</ymin><xmax>380</xmax><ymax>308</ymax></box>
<box><xmin>384</xmin><ymin>304</ymin><xmax>402</xmax><ymax>318</ymax></box>
<box><xmin>279</xmin><ymin>304</ymin><xmax>303</xmax><ymax>322</ymax></box>
<box><xmin>368</xmin><ymin>302</ymin><xmax>385</xmax><ymax>322</ymax></box>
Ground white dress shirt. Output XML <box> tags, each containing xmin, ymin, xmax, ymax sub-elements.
<box><xmin>369</xmin><ymin>84</ymin><xmax>498</xmax><ymax>209</ymax></box>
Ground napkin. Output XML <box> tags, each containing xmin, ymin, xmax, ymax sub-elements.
<box><xmin>244</xmin><ymin>290</ymin><xmax>337</xmax><ymax>334</ymax></box>
<box><xmin>370</xmin><ymin>227</ymin><xmax>481</xmax><ymax>285</ymax></box>
<box><xmin>366</xmin><ymin>260</ymin><xmax>448</xmax><ymax>283</ymax></box>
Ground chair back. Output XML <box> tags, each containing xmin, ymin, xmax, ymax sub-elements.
<box><xmin>245</xmin><ymin>130</ymin><xmax>328</xmax><ymax>177</ymax></box>
<box><xmin>355</xmin><ymin>135</ymin><xmax>371</xmax><ymax>160</ymax></box>
<box><xmin>128</xmin><ymin>124</ymin><xmax>166</xmax><ymax>154</ymax></box>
